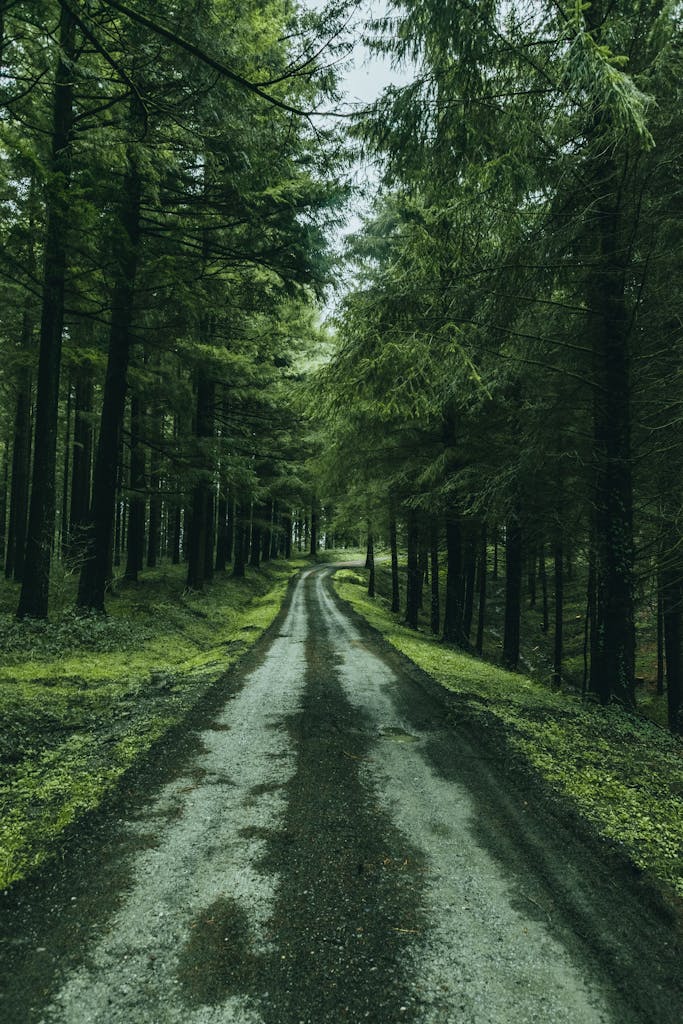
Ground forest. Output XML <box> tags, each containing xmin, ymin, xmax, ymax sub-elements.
<box><xmin>0</xmin><ymin>0</ymin><xmax>681</xmax><ymax>895</ymax></box>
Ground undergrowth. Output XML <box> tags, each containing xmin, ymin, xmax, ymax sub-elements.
<box><xmin>0</xmin><ymin>559</ymin><xmax>302</xmax><ymax>890</ymax></box>
<box><xmin>334</xmin><ymin>568</ymin><xmax>683</xmax><ymax>902</ymax></box>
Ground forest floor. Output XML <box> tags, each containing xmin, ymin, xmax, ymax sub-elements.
<box><xmin>0</xmin><ymin>564</ymin><xmax>680</xmax><ymax>1024</ymax></box>
<box><xmin>0</xmin><ymin>558</ymin><xmax>303</xmax><ymax>891</ymax></box>
<box><xmin>335</xmin><ymin>563</ymin><xmax>683</xmax><ymax>903</ymax></box>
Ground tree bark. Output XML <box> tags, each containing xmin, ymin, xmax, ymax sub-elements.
<box><xmin>76</xmin><ymin>134</ymin><xmax>142</xmax><ymax>611</ymax></box>
<box><xmin>442</xmin><ymin>516</ymin><xmax>466</xmax><ymax>646</ymax></box>
<box><xmin>366</xmin><ymin>531</ymin><xmax>375</xmax><ymax>597</ymax></box>
<box><xmin>430</xmin><ymin>519</ymin><xmax>440</xmax><ymax>635</ymax></box>
<box><xmin>124</xmin><ymin>391</ymin><xmax>146</xmax><ymax>581</ymax></box>
<box><xmin>17</xmin><ymin>6</ymin><xmax>75</xmax><ymax>617</ymax></box>
<box><xmin>186</xmin><ymin>371</ymin><xmax>214</xmax><ymax>589</ymax></box>
<box><xmin>502</xmin><ymin>517</ymin><xmax>522</xmax><ymax>670</ymax></box>
<box><xmin>475</xmin><ymin>523</ymin><xmax>487</xmax><ymax>656</ymax></box>
<box><xmin>552</xmin><ymin>537</ymin><xmax>563</xmax><ymax>688</ymax></box>
<box><xmin>389</xmin><ymin>512</ymin><xmax>400</xmax><ymax>613</ymax></box>
<box><xmin>68</xmin><ymin>363</ymin><xmax>93</xmax><ymax>556</ymax></box>
<box><xmin>405</xmin><ymin>509</ymin><xmax>420</xmax><ymax>628</ymax></box>
<box><xmin>232</xmin><ymin>502</ymin><xmax>248</xmax><ymax>578</ymax></box>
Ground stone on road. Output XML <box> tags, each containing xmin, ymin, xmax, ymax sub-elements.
<box><xmin>0</xmin><ymin>566</ymin><xmax>680</xmax><ymax>1024</ymax></box>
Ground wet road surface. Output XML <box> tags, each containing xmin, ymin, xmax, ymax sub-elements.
<box><xmin>0</xmin><ymin>566</ymin><xmax>681</xmax><ymax>1023</ymax></box>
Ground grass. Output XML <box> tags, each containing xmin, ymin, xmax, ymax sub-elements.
<box><xmin>334</xmin><ymin>566</ymin><xmax>683</xmax><ymax>902</ymax></box>
<box><xmin>0</xmin><ymin>557</ymin><xmax>304</xmax><ymax>890</ymax></box>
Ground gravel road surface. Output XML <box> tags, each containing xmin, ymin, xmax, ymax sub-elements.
<box><xmin>1</xmin><ymin>565</ymin><xmax>680</xmax><ymax>1024</ymax></box>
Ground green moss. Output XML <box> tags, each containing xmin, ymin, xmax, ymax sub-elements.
<box><xmin>335</xmin><ymin>574</ymin><xmax>683</xmax><ymax>901</ymax></box>
<box><xmin>0</xmin><ymin>560</ymin><xmax>300</xmax><ymax>890</ymax></box>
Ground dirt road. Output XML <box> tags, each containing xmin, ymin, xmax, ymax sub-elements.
<box><xmin>1</xmin><ymin>566</ymin><xmax>680</xmax><ymax>1024</ymax></box>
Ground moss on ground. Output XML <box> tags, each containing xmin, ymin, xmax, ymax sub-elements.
<box><xmin>334</xmin><ymin>568</ymin><xmax>683</xmax><ymax>901</ymax></box>
<box><xmin>0</xmin><ymin>560</ymin><xmax>303</xmax><ymax>890</ymax></box>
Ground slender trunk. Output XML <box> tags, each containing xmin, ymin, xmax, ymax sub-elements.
<box><xmin>17</xmin><ymin>7</ymin><xmax>75</xmax><ymax>618</ymax></box>
<box><xmin>492</xmin><ymin>527</ymin><xmax>499</xmax><ymax>580</ymax></box>
<box><xmin>539</xmin><ymin>544</ymin><xmax>549</xmax><ymax>634</ymax></box>
<box><xmin>69</xmin><ymin>363</ymin><xmax>93</xmax><ymax>555</ymax></box>
<box><xmin>283</xmin><ymin>510</ymin><xmax>292</xmax><ymax>559</ymax></box>
<box><xmin>204</xmin><ymin>484</ymin><xmax>215</xmax><ymax>581</ymax></box>
<box><xmin>430</xmin><ymin>520</ymin><xmax>439</xmax><ymax>635</ymax></box>
<box><xmin>171</xmin><ymin>505</ymin><xmax>181</xmax><ymax>565</ymax></box>
<box><xmin>443</xmin><ymin>516</ymin><xmax>466</xmax><ymax>646</ymax></box>
<box><xmin>215</xmin><ymin>490</ymin><xmax>228</xmax><ymax>572</ymax></box>
<box><xmin>0</xmin><ymin>442</ymin><xmax>7</xmax><ymax>567</ymax></box>
<box><xmin>76</xmin><ymin>132</ymin><xmax>142</xmax><ymax>611</ymax></box>
<box><xmin>146</xmin><ymin>407</ymin><xmax>162</xmax><ymax>568</ymax></box>
<box><xmin>583</xmin><ymin>545</ymin><xmax>596</xmax><ymax>696</ymax></box>
<box><xmin>502</xmin><ymin>518</ymin><xmax>522</xmax><ymax>671</ymax></box>
<box><xmin>657</xmin><ymin>577</ymin><xmax>665</xmax><ymax>697</ymax></box>
<box><xmin>367</xmin><ymin>531</ymin><xmax>375</xmax><ymax>597</ymax></box>
<box><xmin>552</xmin><ymin>538</ymin><xmax>564</xmax><ymax>688</ymax></box>
<box><xmin>528</xmin><ymin>554</ymin><xmax>537</xmax><ymax>608</ymax></box>
<box><xmin>232</xmin><ymin>502</ymin><xmax>247</xmax><ymax>579</ymax></box>
<box><xmin>270</xmin><ymin>501</ymin><xmax>279</xmax><ymax>560</ymax></box>
<box><xmin>475</xmin><ymin>523</ymin><xmax>487</xmax><ymax>655</ymax></box>
<box><xmin>310</xmin><ymin>500</ymin><xmax>318</xmax><ymax>557</ymax></box>
<box><xmin>261</xmin><ymin>499</ymin><xmax>272</xmax><ymax>563</ymax></box>
<box><xmin>60</xmin><ymin>374</ymin><xmax>72</xmax><ymax>555</ymax></box>
<box><xmin>124</xmin><ymin>392</ymin><xmax>146</xmax><ymax>581</ymax></box>
<box><xmin>389</xmin><ymin>512</ymin><xmax>400</xmax><ymax>613</ymax></box>
<box><xmin>5</xmin><ymin>365</ymin><xmax>32</xmax><ymax>581</ymax></box>
<box><xmin>250</xmin><ymin>504</ymin><xmax>262</xmax><ymax>569</ymax></box>
<box><xmin>462</xmin><ymin>524</ymin><xmax>477</xmax><ymax>644</ymax></box>
<box><xmin>186</xmin><ymin>371</ymin><xmax>214</xmax><ymax>590</ymax></box>
<box><xmin>588</xmin><ymin>156</ymin><xmax>635</xmax><ymax>706</ymax></box>
<box><xmin>405</xmin><ymin>509</ymin><xmax>420</xmax><ymax>629</ymax></box>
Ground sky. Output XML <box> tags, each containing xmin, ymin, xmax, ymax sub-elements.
<box><xmin>302</xmin><ymin>1</ymin><xmax>414</xmax><ymax>310</ymax></box>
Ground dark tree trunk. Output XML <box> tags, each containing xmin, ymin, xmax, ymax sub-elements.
<box><xmin>417</xmin><ymin>544</ymin><xmax>428</xmax><ymax>610</ymax></box>
<box><xmin>226</xmin><ymin>498</ymin><xmax>235</xmax><ymax>563</ymax></box>
<box><xmin>583</xmin><ymin>545</ymin><xmax>596</xmax><ymax>696</ymax></box>
<box><xmin>662</xmin><ymin>572</ymin><xmax>683</xmax><ymax>733</ymax></box>
<box><xmin>552</xmin><ymin>538</ymin><xmax>564</xmax><ymax>688</ymax></box>
<box><xmin>232</xmin><ymin>502</ymin><xmax>248</xmax><ymax>579</ymax></box>
<box><xmin>60</xmin><ymin>374</ymin><xmax>72</xmax><ymax>555</ymax></box>
<box><xmin>250</xmin><ymin>504</ymin><xmax>262</xmax><ymax>569</ymax></box>
<box><xmin>17</xmin><ymin>7</ymin><xmax>75</xmax><ymax>618</ymax></box>
<box><xmin>367</xmin><ymin>532</ymin><xmax>375</xmax><ymax>597</ymax></box>
<box><xmin>389</xmin><ymin>512</ymin><xmax>400</xmax><ymax>613</ymax></box>
<box><xmin>462</xmin><ymin>524</ymin><xmax>477</xmax><ymax>645</ymax></box>
<box><xmin>475</xmin><ymin>524</ymin><xmax>487</xmax><ymax>656</ymax></box>
<box><xmin>283</xmin><ymin>510</ymin><xmax>292</xmax><ymax>559</ymax></box>
<box><xmin>76</xmin><ymin>132</ymin><xmax>142</xmax><ymax>611</ymax></box>
<box><xmin>442</xmin><ymin>516</ymin><xmax>466</xmax><ymax>646</ymax></box>
<box><xmin>310</xmin><ymin>500</ymin><xmax>318</xmax><ymax>557</ymax></box>
<box><xmin>171</xmin><ymin>505</ymin><xmax>181</xmax><ymax>565</ymax></box>
<box><xmin>539</xmin><ymin>544</ymin><xmax>549</xmax><ymax>634</ymax></box>
<box><xmin>204</xmin><ymin>485</ymin><xmax>215</xmax><ymax>581</ymax></box>
<box><xmin>215</xmin><ymin>490</ymin><xmax>229</xmax><ymax>572</ymax></box>
<box><xmin>69</xmin><ymin>363</ymin><xmax>93</xmax><ymax>556</ymax></box>
<box><xmin>430</xmin><ymin>520</ymin><xmax>439</xmax><ymax>636</ymax></box>
<box><xmin>5</xmin><ymin>365</ymin><xmax>32</xmax><ymax>581</ymax></box>
<box><xmin>186</xmin><ymin>371</ymin><xmax>214</xmax><ymax>590</ymax></box>
<box><xmin>146</xmin><ymin>407</ymin><xmax>163</xmax><ymax>568</ymax></box>
<box><xmin>270</xmin><ymin>501</ymin><xmax>279</xmax><ymax>560</ymax></box>
<box><xmin>405</xmin><ymin>509</ymin><xmax>420</xmax><ymax>629</ymax></box>
<box><xmin>124</xmin><ymin>392</ymin><xmax>146</xmax><ymax>581</ymax></box>
<box><xmin>261</xmin><ymin>499</ymin><xmax>273</xmax><ymax>563</ymax></box>
<box><xmin>657</xmin><ymin>577</ymin><xmax>665</xmax><ymax>697</ymax></box>
<box><xmin>492</xmin><ymin>526</ymin><xmax>499</xmax><ymax>580</ymax></box>
<box><xmin>528</xmin><ymin>554</ymin><xmax>537</xmax><ymax>608</ymax></box>
<box><xmin>588</xmin><ymin>154</ymin><xmax>636</xmax><ymax>707</ymax></box>
<box><xmin>502</xmin><ymin>518</ymin><xmax>522</xmax><ymax>670</ymax></box>
<box><xmin>0</xmin><ymin>442</ymin><xmax>8</xmax><ymax>567</ymax></box>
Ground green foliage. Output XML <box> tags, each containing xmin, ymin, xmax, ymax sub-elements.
<box><xmin>335</xmin><ymin>570</ymin><xmax>683</xmax><ymax>900</ymax></box>
<box><xmin>0</xmin><ymin>561</ymin><xmax>301</xmax><ymax>890</ymax></box>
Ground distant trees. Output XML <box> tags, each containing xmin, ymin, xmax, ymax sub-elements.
<box><xmin>316</xmin><ymin>1</ymin><xmax>683</xmax><ymax>731</ymax></box>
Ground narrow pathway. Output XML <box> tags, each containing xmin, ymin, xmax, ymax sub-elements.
<box><xmin>1</xmin><ymin>567</ymin><xmax>680</xmax><ymax>1024</ymax></box>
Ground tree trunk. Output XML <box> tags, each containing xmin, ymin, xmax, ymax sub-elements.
<box><xmin>462</xmin><ymin>524</ymin><xmax>477</xmax><ymax>645</ymax></box>
<box><xmin>389</xmin><ymin>512</ymin><xmax>400</xmax><ymax>613</ymax></box>
<box><xmin>124</xmin><ymin>392</ymin><xmax>146</xmax><ymax>581</ymax></box>
<box><xmin>367</xmin><ymin>531</ymin><xmax>375</xmax><ymax>597</ymax></box>
<box><xmin>539</xmin><ymin>544</ymin><xmax>549</xmax><ymax>634</ymax></box>
<box><xmin>552</xmin><ymin>537</ymin><xmax>563</xmax><ymax>688</ymax></box>
<box><xmin>657</xmin><ymin>577</ymin><xmax>665</xmax><ymax>697</ymax></box>
<box><xmin>405</xmin><ymin>509</ymin><xmax>420</xmax><ymax>628</ymax></box>
<box><xmin>250</xmin><ymin>504</ymin><xmax>262</xmax><ymax>569</ymax></box>
<box><xmin>588</xmin><ymin>155</ymin><xmax>636</xmax><ymax>706</ymax></box>
<box><xmin>442</xmin><ymin>516</ymin><xmax>465</xmax><ymax>646</ymax></box>
<box><xmin>430</xmin><ymin>519</ymin><xmax>439</xmax><ymax>635</ymax></box>
<box><xmin>186</xmin><ymin>371</ymin><xmax>214</xmax><ymax>590</ymax></box>
<box><xmin>502</xmin><ymin>518</ymin><xmax>522</xmax><ymax>670</ymax></box>
<box><xmin>17</xmin><ymin>6</ymin><xmax>75</xmax><ymax>618</ymax></box>
<box><xmin>76</xmin><ymin>132</ymin><xmax>142</xmax><ymax>611</ymax></box>
<box><xmin>69</xmin><ymin>363</ymin><xmax>93</xmax><ymax>556</ymax></box>
<box><xmin>5</xmin><ymin>364</ymin><xmax>32</xmax><ymax>581</ymax></box>
<box><xmin>215</xmin><ymin>490</ymin><xmax>229</xmax><ymax>572</ymax></box>
<box><xmin>309</xmin><ymin>500</ymin><xmax>318</xmax><ymax>557</ymax></box>
<box><xmin>475</xmin><ymin>523</ymin><xmax>487</xmax><ymax>656</ymax></box>
<box><xmin>662</xmin><ymin>572</ymin><xmax>683</xmax><ymax>734</ymax></box>
<box><xmin>146</xmin><ymin>407</ymin><xmax>163</xmax><ymax>568</ymax></box>
<box><xmin>232</xmin><ymin>502</ymin><xmax>248</xmax><ymax>579</ymax></box>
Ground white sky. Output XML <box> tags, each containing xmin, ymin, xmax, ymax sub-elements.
<box><xmin>302</xmin><ymin>1</ymin><xmax>414</xmax><ymax>311</ymax></box>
